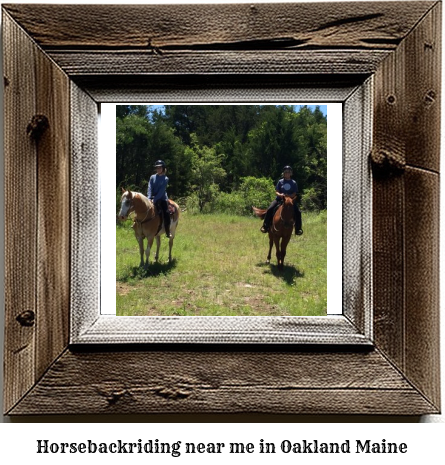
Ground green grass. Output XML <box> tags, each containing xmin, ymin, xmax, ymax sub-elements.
<box><xmin>116</xmin><ymin>211</ymin><xmax>327</xmax><ymax>316</ymax></box>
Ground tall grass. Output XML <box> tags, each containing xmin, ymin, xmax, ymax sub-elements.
<box><xmin>116</xmin><ymin>211</ymin><xmax>326</xmax><ymax>316</ymax></box>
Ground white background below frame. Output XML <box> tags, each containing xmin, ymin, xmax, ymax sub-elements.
<box><xmin>99</xmin><ymin>103</ymin><xmax>343</xmax><ymax>316</ymax></box>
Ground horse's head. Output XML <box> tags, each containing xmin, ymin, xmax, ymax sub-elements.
<box><xmin>118</xmin><ymin>188</ymin><xmax>134</xmax><ymax>220</ymax></box>
<box><xmin>283</xmin><ymin>195</ymin><xmax>295</xmax><ymax>209</ymax></box>
<box><xmin>281</xmin><ymin>195</ymin><xmax>296</xmax><ymax>226</ymax></box>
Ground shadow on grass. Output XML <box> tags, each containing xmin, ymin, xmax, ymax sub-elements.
<box><xmin>256</xmin><ymin>261</ymin><xmax>304</xmax><ymax>285</ymax></box>
<box><xmin>119</xmin><ymin>259</ymin><xmax>178</xmax><ymax>281</ymax></box>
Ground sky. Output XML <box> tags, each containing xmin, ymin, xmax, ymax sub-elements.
<box><xmin>149</xmin><ymin>104</ymin><xmax>327</xmax><ymax>116</ymax></box>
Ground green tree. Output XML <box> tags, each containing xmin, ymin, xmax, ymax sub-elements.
<box><xmin>116</xmin><ymin>113</ymin><xmax>151</xmax><ymax>188</ymax></box>
<box><xmin>186</xmin><ymin>134</ymin><xmax>226</xmax><ymax>212</ymax></box>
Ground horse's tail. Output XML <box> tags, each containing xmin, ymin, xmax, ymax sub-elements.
<box><xmin>252</xmin><ymin>206</ymin><xmax>267</xmax><ymax>219</ymax></box>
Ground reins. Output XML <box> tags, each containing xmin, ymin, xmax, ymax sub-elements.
<box><xmin>133</xmin><ymin>207</ymin><xmax>159</xmax><ymax>225</ymax></box>
<box><xmin>129</xmin><ymin>194</ymin><xmax>160</xmax><ymax>225</ymax></box>
<box><xmin>273</xmin><ymin>201</ymin><xmax>295</xmax><ymax>232</ymax></box>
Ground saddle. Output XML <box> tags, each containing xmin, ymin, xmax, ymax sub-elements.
<box><xmin>153</xmin><ymin>200</ymin><xmax>177</xmax><ymax>217</ymax></box>
<box><xmin>167</xmin><ymin>200</ymin><xmax>177</xmax><ymax>216</ymax></box>
<box><xmin>153</xmin><ymin>200</ymin><xmax>177</xmax><ymax>236</ymax></box>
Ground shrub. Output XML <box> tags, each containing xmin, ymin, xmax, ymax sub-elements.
<box><xmin>199</xmin><ymin>176</ymin><xmax>276</xmax><ymax>216</ymax></box>
<box><xmin>300</xmin><ymin>186</ymin><xmax>323</xmax><ymax>212</ymax></box>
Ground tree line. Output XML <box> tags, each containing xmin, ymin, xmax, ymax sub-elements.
<box><xmin>116</xmin><ymin>104</ymin><xmax>327</xmax><ymax>213</ymax></box>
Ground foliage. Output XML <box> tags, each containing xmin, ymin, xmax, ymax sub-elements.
<box><xmin>186</xmin><ymin>135</ymin><xmax>226</xmax><ymax>212</ymax></box>
<box><xmin>211</xmin><ymin>177</ymin><xmax>276</xmax><ymax>216</ymax></box>
<box><xmin>116</xmin><ymin>104</ymin><xmax>327</xmax><ymax>211</ymax></box>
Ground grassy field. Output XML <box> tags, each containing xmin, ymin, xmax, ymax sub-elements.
<box><xmin>116</xmin><ymin>212</ymin><xmax>327</xmax><ymax>316</ymax></box>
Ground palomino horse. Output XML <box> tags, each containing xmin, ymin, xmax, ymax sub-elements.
<box><xmin>253</xmin><ymin>196</ymin><xmax>295</xmax><ymax>270</ymax></box>
<box><xmin>118</xmin><ymin>189</ymin><xmax>180</xmax><ymax>268</ymax></box>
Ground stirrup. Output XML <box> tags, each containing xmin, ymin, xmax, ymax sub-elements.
<box><xmin>295</xmin><ymin>229</ymin><xmax>303</xmax><ymax>236</ymax></box>
<box><xmin>260</xmin><ymin>225</ymin><xmax>269</xmax><ymax>233</ymax></box>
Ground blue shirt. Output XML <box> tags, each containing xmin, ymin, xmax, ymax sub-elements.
<box><xmin>147</xmin><ymin>174</ymin><xmax>169</xmax><ymax>202</ymax></box>
<box><xmin>276</xmin><ymin>178</ymin><xmax>298</xmax><ymax>200</ymax></box>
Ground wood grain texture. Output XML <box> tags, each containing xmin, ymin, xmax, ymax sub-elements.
<box><xmin>404</xmin><ymin>2</ymin><xmax>441</xmax><ymax>172</ymax></box>
<box><xmin>9</xmin><ymin>349</ymin><xmax>437</xmax><ymax>416</ymax></box>
<box><xmin>47</xmin><ymin>50</ymin><xmax>390</xmax><ymax>77</ymax></box>
<box><xmin>372</xmin><ymin>2</ymin><xmax>441</xmax><ymax>410</ymax></box>
<box><xmin>404</xmin><ymin>168</ymin><xmax>440</xmax><ymax>407</ymax></box>
<box><xmin>342</xmin><ymin>80</ymin><xmax>372</xmax><ymax>336</ymax></box>
<box><xmin>3</xmin><ymin>12</ymin><xmax>38</xmax><ymax>414</ymax></box>
<box><xmin>70</xmin><ymin>83</ymin><xmax>100</xmax><ymax>337</ymax></box>
<box><xmin>76</xmin><ymin>75</ymin><xmax>364</xmax><ymax>104</ymax></box>
<box><xmin>34</xmin><ymin>36</ymin><xmax>71</xmax><ymax>382</ymax></box>
<box><xmin>2</xmin><ymin>2</ymin><xmax>435</xmax><ymax>50</ymax></box>
<box><xmin>74</xmin><ymin>315</ymin><xmax>370</xmax><ymax>345</ymax></box>
<box><xmin>3</xmin><ymin>2</ymin><xmax>433</xmax><ymax>80</ymax></box>
<box><xmin>3</xmin><ymin>11</ymin><xmax>71</xmax><ymax>412</ymax></box>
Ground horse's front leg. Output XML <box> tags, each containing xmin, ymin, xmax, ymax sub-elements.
<box><xmin>154</xmin><ymin>235</ymin><xmax>161</xmax><ymax>262</ymax></box>
<box><xmin>168</xmin><ymin>235</ymin><xmax>174</xmax><ymax>262</ymax></box>
<box><xmin>167</xmin><ymin>222</ymin><xmax>177</xmax><ymax>262</ymax></box>
<box><xmin>137</xmin><ymin>237</ymin><xmax>145</xmax><ymax>267</ymax></box>
<box><xmin>267</xmin><ymin>234</ymin><xmax>273</xmax><ymax>264</ymax></box>
<box><xmin>144</xmin><ymin>237</ymin><xmax>155</xmax><ymax>269</ymax></box>
<box><xmin>132</xmin><ymin>223</ymin><xmax>145</xmax><ymax>267</ymax></box>
<box><xmin>274</xmin><ymin>236</ymin><xmax>283</xmax><ymax>269</ymax></box>
<box><xmin>280</xmin><ymin>235</ymin><xmax>291</xmax><ymax>269</ymax></box>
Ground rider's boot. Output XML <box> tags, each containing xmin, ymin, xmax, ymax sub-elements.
<box><xmin>260</xmin><ymin>222</ymin><xmax>269</xmax><ymax>233</ymax></box>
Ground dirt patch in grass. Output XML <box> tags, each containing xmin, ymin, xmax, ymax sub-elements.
<box><xmin>116</xmin><ymin>282</ymin><xmax>133</xmax><ymax>296</ymax></box>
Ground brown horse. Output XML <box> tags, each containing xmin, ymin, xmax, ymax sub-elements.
<box><xmin>118</xmin><ymin>188</ymin><xmax>180</xmax><ymax>268</ymax></box>
<box><xmin>253</xmin><ymin>196</ymin><xmax>296</xmax><ymax>269</ymax></box>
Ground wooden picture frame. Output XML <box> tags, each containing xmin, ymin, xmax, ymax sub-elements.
<box><xmin>2</xmin><ymin>2</ymin><xmax>441</xmax><ymax>415</ymax></box>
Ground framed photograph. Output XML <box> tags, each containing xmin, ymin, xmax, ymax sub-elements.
<box><xmin>3</xmin><ymin>2</ymin><xmax>441</xmax><ymax>415</ymax></box>
<box><xmin>105</xmin><ymin>101</ymin><xmax>348</xmax><ymax>338</ymax></box>
<box><xmin>111</xmin><ymin>102</ymin><xmax>336</xmax><ymax>321</ymax></box>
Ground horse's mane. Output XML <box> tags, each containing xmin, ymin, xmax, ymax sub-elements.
<box><xmin>129</xmin><ymin>191</ymin><xmax>153</xmax><ymax>210</ymax></box>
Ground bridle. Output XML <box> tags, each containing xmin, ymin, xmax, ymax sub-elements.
<box><xmin>273</xmin><ymin>197</ymin><xmax>295</xmax><ymax>231</ymax></box>
<box><xmin>123</xmin><ymin>193</ymin><xmax>159</xmax><ymax>225</ymax></box>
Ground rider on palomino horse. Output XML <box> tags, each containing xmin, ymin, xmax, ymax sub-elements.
<box><xmin>147</xmin><ymin>160</ymin><xmax>172</xmax><ymax>238</ymax></box>
<box><xmin>260</xmin><ymin>165</ymin><xmax>303</xmax><ymax>236</ymax></box>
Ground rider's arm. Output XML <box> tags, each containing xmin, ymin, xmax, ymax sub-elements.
<box><xmin>147</xmin><ymin>176</ymin><xmax>154</xmax><ymax>199</ymax></box>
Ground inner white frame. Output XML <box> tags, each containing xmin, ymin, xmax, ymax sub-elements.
<box><xmin>70</xmin><ymin>81</ymin><xmax>372</xmax><ymax>345</ymax></box>
<box><xmin>101</xmin><ymin>102</ymin><xmax>340</xmax><ymax>316</ymax></box>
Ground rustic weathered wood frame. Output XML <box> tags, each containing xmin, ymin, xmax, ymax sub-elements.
<box><xmin>2</xmin><ymin>2</ymin><xmax>441</xmax><ymax>415</ymax></box>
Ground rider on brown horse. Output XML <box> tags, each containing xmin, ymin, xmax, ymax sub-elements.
<box><xmin>261</xmin><ymin>165</ymin><xmax>303</xmax><ymax>235</ymax></box>
<box><xmin>147</xmin><ymin>160</ymin><xmax>172</xmax><ymax>238</ymax></box>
